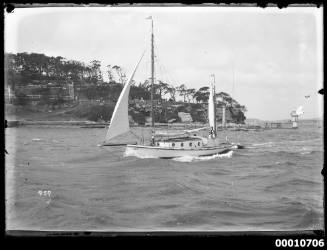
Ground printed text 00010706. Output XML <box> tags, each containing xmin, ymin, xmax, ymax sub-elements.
<box><xmin>275</xmin><ymin>239</ymin><xmax>324</xmax><ymax>248</ymax></box>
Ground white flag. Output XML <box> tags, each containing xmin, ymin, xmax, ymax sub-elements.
<box><xmin>146</xmin><ymin>16</ymin><xmax>152</xmax><ymax>20</ymax></box>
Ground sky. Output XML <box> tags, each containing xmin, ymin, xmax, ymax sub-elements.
<box><xmin>4</xmin><ymin>6</ymin><xmax>323</xmax><ymax>120</ymax></box>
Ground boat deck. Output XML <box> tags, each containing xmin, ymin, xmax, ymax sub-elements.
<box><xmin>157</xmin><ymin>136</ymin><xmax>201</xmax><ymax>142</ymax></box>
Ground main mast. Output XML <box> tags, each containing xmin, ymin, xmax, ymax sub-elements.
<box><xmin>150</xmin><ymin>18</ymin><xmax>155</xmax><ymax>128</ymax></box>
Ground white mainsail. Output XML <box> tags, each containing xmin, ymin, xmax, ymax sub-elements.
<box><xmin>104</xmin><ymin>52</ymin><xmax>145</xmax><ymax>143</ymax></box>
<box><xmin>208</xmin><ymin>81</ymin><xmax>216</xmax><ymax>134</ymax></box>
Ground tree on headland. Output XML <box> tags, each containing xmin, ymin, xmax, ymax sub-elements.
<box><xmin>185</xmin><ymin>88</ymin><xmax>196</xmax><ymax>103</ymax></box>
<box><xmin>157</xmin><ymin>80</ymin><xmax>169</xmax><ymax>100</ymax></box>
<box><xmin>4</xmin><ymin>52</ymin><xmax>247</xmax><ymax>123</ymax></box>
<box><xmin>90</xmin><ymin>60</ymin><xmax>103</xmax><ymax>83</ymax></box>
<box><xmin>164</xmin><ymin>85</ymin><xmax>177</xmax><ymax>102</ymax></box>
<box><xmin>216</xmin><ymin>92</ymin><xmax>245</xmax><ymax>109</ymax></box>
<box><xmin>216</xmin><ymin>91</ymin><xmax>247</xmax><ymax>123</ymax></box>
<box><xmin>193</xmin><ymin>86</ymin><xmax>209</xmax><ymax>103</ymax></box>
<box><xmin>106</xmin><ymin>64</ymin><xmax>114</xmax><ymax>83</ymax></box>
<box><xmin>140</xmin><ymin>79</ymin><xmax>150</xmax><ymax>90</ymax></box>
<box><xmin>177</xmin><ymin>84</ymin><xmax>187</xmax><ymax>102</ymax></box>
<box><xmin>112</xmin><ymin>65</ymin><xmax>126</xmax><ymax>85</ymax></box>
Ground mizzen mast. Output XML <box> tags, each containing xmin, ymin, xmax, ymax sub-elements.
<box><xmin>148</xmin><ymin>16</ymin><xmax>155</xmax><ymax>129</ymax></box>
<box><xmin>212</xmin><ymin>74</ymin><xmax>217</xmax><ymax>137</ymax></box>
<box><xmin>209</xmin><ymin>74</ymin><xmax>217</xmax><ymax>138</ymax></box>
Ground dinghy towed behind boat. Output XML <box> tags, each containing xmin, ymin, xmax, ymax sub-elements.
<box><xmin>100</xmin><ymin>17</ymin><xmax>233</xmax><ymax>159</ymax></box>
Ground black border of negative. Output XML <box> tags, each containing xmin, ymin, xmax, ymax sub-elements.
<box><xmin>1</xmin><ymin>2</ymin><xmax>325</xmax><ymax>248</ymax></box>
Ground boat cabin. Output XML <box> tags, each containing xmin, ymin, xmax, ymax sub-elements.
<box><xmin>155</xmin><ymin>136</ymin><xmax>204</xmax><ymax>149</ymax></box>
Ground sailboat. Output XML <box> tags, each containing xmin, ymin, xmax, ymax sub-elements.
<box><xmin>100</xmin><ymin>18</ymin><xmax>233</xmax><ymax>159</ymax></box>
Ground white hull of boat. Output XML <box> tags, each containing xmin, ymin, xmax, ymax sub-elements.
<box><xmin>124</xmin><ymin>144</ymin><xmax>232</xmax><ymax>159</ymax></box>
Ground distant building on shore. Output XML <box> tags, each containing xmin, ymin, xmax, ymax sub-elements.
<box><xmin>178</xmin><ymin>112</ymin><xmax>193</xmax><ymax>122</ymax></box>
<box><xmin>68</xmin><ymin>82</ymin><xmax>75</xmax><ymax>100</ymax></box>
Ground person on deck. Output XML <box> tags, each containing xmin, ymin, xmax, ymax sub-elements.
<box><xmin>151</xmin><ymin>131</ymin><xmax>155</xmax><ymax>146</ymax></box>
<box><xmin>209</xmin><ymin>127</ymin><xmax>216</xmax><ymax>139</ymax></box>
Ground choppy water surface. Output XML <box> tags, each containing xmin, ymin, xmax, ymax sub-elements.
<box><xmin>5</xmin><ymin>123</ymin><xmax>324</xmax><ymax>231</ymax></box>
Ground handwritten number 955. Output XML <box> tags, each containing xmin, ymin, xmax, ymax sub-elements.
<box><xmin>38</xmin><ymin>190</ymin><xmax>51</xmax><ymax>197</ymax></box>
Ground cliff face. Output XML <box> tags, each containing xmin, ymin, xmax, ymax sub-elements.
<box><xmin>5</xmin><ymin>100</ymin><xmax>246</xmax><ymax>124</ymax></box>
<box><xmin>216</xmin><ymin>107</ymin><xmax>246</xmax><ymax>124</ymax></box>
<box><xmin>127</xmin><ymin>101</ymin><xmax>245</xmax><ymax>125</ymax></box>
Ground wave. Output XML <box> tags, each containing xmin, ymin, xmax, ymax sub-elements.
<box><xmin>252</xmin><ymin>142</ymin><xmax>274</xmax><ymax>147</ymax></box>
<box><xmin>258</xmin><ymin>164</ymin><xmax>275</xmax><ymax>169</ymax></box>
<box><xmin>294</xmin><ymin>209</ymin><xmax>324</xmax><ymax>229</ymax></box>
<box><xmin>250</xmin><ymin>138</ymin><xmax>322</xmax><ymax>149</ymax></box>
<box><xmin>273</xmin><ymin>161</ymin><xmax>296</xmax><ymax>166</ymax></box>
<box><xmin>32</xmin><ymin>138</ymin><xmax>42</xmax><ymax>141</ymax></box>
<box><xmin>288</xmin><ymin>138</ymin><xmax>322</xmax><ymax>144</ymax></box>
<box><xmin>265</xmin><ymin>178</ymin><xmax>322</xmax><ymax>192</ymax></box>
<box><xmin>173</xmin><ymin>150</ymin><xmax>233</xmax><ymax>162</ymax></box>
<box><xmin>272</xmin><ymin>148</ymin><xmax>321</xmax><ymax>156</ymax></box>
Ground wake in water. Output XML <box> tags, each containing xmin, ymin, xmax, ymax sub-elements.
<box><xmin>173</xmin><ymin>150</ymin><xmax>234</xmax><ymax>162</ymax></box>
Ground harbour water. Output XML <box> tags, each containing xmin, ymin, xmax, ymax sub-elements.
<box><xmin>5</xmin><ymin>123</ymin><xmax>324</xmax><ymax>231</ymax></box>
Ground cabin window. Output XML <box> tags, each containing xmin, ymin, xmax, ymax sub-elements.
<box><xmin>198</xmin><ymin>142</ymin><xmax>200</xmax><ymax>146</ymax></box>
<box><xmin>181</xmin><ymin>143</ymin><xmax>184</xmax><ymax>147</ymax></box>
<box><xmin>189</xmin><ymin>142</ymin><xmax>192</xmax><ymax>146</ymax></box>
<box><xmin>172</xmin><ymin>143</ymin><xmax>175</xmax><ymax>147</ymax></box>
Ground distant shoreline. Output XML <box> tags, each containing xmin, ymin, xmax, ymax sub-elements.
<box><xmin>7</xmin><ymin>120</ymin><xmax>108</xmax><ymax>127</ymax></box>
<box><xmin>5</xmin><ymin>120</ymin><xmax>206</xmax><ymax>129</ymax></box>
<box><xmin>5</xmin><ymin>119</ymin><xmax>321</xmax><ymax>129</ymax></box>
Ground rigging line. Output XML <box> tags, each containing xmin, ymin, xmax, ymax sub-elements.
<box><xmin>153</xmin><ymin>43</ymin><xmax>164</xmax><ymax>84</ymax></box>
<box><xmin>157</xmin><ymin>57</ymin><xmax>168</xmax><ymax>85</ymax></box>
<box><xmin>156</xmin><ymin>57</ymin><xmax>168</xmax><ymax>84</ymax></box>
<box><xmin>160</xmin><ymin>58</ymin><xmax>173</xmax><ymax>86</ymax></box>
<box><xmin>156</xmin><ymin>57</ymin><xmax>162</xmax><ymax>81</ymax></box>
<box><xmin>156</xmin><ymin>60</ymin><xmax>162</xmax><ymax>82</ymax></box>
<box><xmin>165</xmin><ymin>63</ymin><xmax>180</xmax><ymax>87</ymax></box>
<box><xmin>156</xmin><ymin>58</ymin><xmax>162</xmax><ymax>82</ymax></box>
<box><xmin>159</xmin><ymin>60</ymin><xmax>173</xmax><ymax>100</ymax></box>
<box><xmin>153</xmin><ymin>53</ymin><xmax>160</xmax><ymax>81</ymax></box>
<box><xmin>153</xmin><ymin>41</ymin><xmax>169</xmax><ymax>85</ymax></box>
<box><xmin>155</xmin><ymin>52</ymin><xmax>168</xmax><ymax>82</ymax></box>
<box><xmin>153</xmin><ymin>40</ymin><xmax>180</xmax><ymax>87</ymax></box>
<box><xmin>129</xmin><ymin>128</ymin><xmax>143</xmax><ymax>142</ymax></box>
<box><xmin>145</xmin><ymin>58</ymin><xmax>149</xmax><ymax>84</ymax></box>
<box><xmin>141</xmin><ymin>37</ymin><xmax>149</xmax><ymax>84</ymax></box>
<box><xmin>156</xmin><ymin>54</ymin><xmax>178</xmax><ymax>88</ymax></box>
